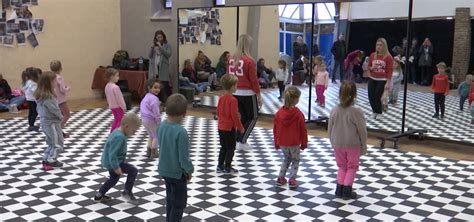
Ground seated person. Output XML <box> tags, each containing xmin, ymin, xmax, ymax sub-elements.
<box><xmin>181</xmin><ymin>59</ymin><xmax>209</xmax><ymax>94</ymax></box>
<box><xmin>257</xmin><ymin>58</ymin><xmax>276</xmax><ymax>88</ymax></box>
<box><xmin>215</xmin><ymin>51</ymin><xmax>230</xmax><ymax>79</ymax></box>
<box><xmin>194</xmin><ymin>50</ymin><xmax>218</xmax><ymax>89</ymax></box>
<box><xmin>293</xmin><ymin>56</ymin><xmax>310</xmax><ymax>84</ymax></box>
<box><xmin>0</xmin><ymin>73</ymin><xmax>26</xmax><ymax>112</ymax></box>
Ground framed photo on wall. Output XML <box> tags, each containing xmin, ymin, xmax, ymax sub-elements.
<box><xmin>164</xmin><ymin>0</ymin><xmax>172</xmax><ymax>9</ymax></box>
<box><xmin>215</xmin><ymin>0</ymin><xmax>225</xmax><ymax>6</ymax></box>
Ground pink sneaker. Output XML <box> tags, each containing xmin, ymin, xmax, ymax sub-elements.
<box><xmin>276</xmin><ymin>176</ymin><xmax>287</xmax><ymax>186</ymax></box>
<box><xmin>42</xmin><ymin>161</ymin><xmax>53</xmax><ymax>171</ymax></box>
<box><xmin>288</xmin><ymin>178</ymin><xmax>298</xmax><ymax>188</ymax></box>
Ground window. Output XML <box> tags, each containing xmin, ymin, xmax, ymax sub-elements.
<box><xmin>279</xmin><ymin>3</ymin><xmax>336</xmax><ymax>24</ymax></box>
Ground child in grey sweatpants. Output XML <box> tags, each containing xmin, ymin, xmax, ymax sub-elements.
<box><xmin>389</xmin><ymin>59</ymin><xmax>403</xmax><ymax>105</ymax></box>
<box><xmin>36</xmin><ymin>71</ymin><xmax>64</xmax><ymax>171</ymax></box>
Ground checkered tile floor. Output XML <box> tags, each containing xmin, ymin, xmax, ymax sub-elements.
<box><xmin>200</xmin><ymin>84</ymin><xmax>474</xmax><ymax>144</ymax></box>
<box><xmin>1</xmin><ymin>108</ymin><xmax>473</xmax><ymax>221</ymax></box>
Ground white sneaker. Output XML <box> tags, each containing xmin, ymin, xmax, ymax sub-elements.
<box><xmin>240</xmin><ymin>143</ymin><xmax>252</xmax><ymax>151</ymax></box>
<box><xmin>236</xmin><ymin>142</ymin><xmax>243</xmax><ymax>150</ymax></box>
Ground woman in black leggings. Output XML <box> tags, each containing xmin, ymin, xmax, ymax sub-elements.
<box><xmin>367</xmin><ymin>38</ymin><xmax>394</xmax><ymax>120</ymax></box>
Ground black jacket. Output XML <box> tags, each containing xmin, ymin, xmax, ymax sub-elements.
<box><xmin>331</xmin><ymin>40</ymin><xmax>346</xmax><ymax>61</ymax></box>
<box><xmin>312</xmin><ymin>44</ymin><xmax>320</xmax><ymax>57</ymax></box>
<box><xmin>0</xmin><ymin>79</ymin><xmax>12</xmax><ymax>100</ymax></box>
<box><xmin>293</xmin><ymin>42</ymin><xmax>308</xmax><ymax>61</ymax></box>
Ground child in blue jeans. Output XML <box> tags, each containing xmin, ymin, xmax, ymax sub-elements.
<box><xmin>94</xmin><ymin>112</ymin><xmax>141</xmax><ymax>204</ymax></box>
<box><xmin>158</xmin><ymin>94</ymin><xmax>194</xmax><ymax>222</ymax></box>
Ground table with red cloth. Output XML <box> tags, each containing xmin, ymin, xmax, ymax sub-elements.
<box><xmin>91</xmin><ymin>68</ymin><xmax>148</xmax><ymax>98</ymax></box>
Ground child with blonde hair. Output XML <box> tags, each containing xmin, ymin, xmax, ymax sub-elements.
<box><xmin>105</xmin><ymin>68</ymin><xmax>126</xmax><ymax>132</ymax></box>
<box><xmin>329</xmin><ymin>81</ymin><xmax>367</xmax><ymax>199</ymax></box>
<box><xmin>140</xmin><ymin>78</ymin><xmax>161</xmax><ymax>159</ymax></box>
<box><xmin>94</xmin><ymin>112</ymin><xmax>141</xmax><ymax>204</ymax></box>
<box><xmin>458</xmin><ymin>74</ymin><xmax>472</xmax><ymax>111</ymax></box>
<box><xmin>273</xmin><ymin>86</ymin><xmax>308</xmax><ymax>188</ymax></box>
<box><xmin>158</xmin><ymin>94</ymin><xmax>194</xmax><ymax>221</ymax></box>
<box><xmin>431</xmin><ymin>62</ymin><xmax>450</xmax><ymax>119</ymax></box>
<box><xmin>35</xmin><ymin>71</ymin><xmax>64</xmax><ymax>171</ymax></box>
<box><xmin>51</xmin><ymin>60</ymin><xmax>71</xmax><ymax>137</ymax></box>
<box><xmin>216</xmin><ymin>74</ymin><xmax>244</xmax><ymax>174</ymax></box>
<box><xmin>314</xmin><ymin>62</ymin><xmax>329</xmax><ymax>107</ymax></box>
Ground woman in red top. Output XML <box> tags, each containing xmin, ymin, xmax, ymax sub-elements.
<box><xmin>367</xmin><ymin>38</ymin><xmax>393</xmax><ymax>119</ymax></box>
<box><xmin>228</xmin><ymin>34</ymin><xmax>262</xmax><ymax>151</ymax></box>
<box><xmin>469</xmin><ymin>83</ymin><xmax>474</xmax><ymax>124</ymax></box>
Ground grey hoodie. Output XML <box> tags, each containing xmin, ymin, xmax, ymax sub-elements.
<box><xmin>37</xmin><ymin>96</ymin><xmax>63</xmax><ymax>124</ymax></box>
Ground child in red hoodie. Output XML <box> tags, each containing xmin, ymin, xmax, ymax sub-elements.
<box><xmin>431</xmin><ymin>62</ymin><xmax>450</xmax><ymax>119</ymax></box>
<box><xmin>469</xmin><ymin>82</ymin><xmax>474</xmax><ymax>124</ymax></box>
<box><xmin>216</xmin><ymin>74</ymin><xmax>245</xmax><ymax>174</ymax></box>
<box><xmin>273</xmin><ymin>86</ymin><xmax>308</xmax><ymax>188</ymax></box>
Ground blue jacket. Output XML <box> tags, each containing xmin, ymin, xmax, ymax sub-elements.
<box><xmin>101</xmin><ymin>129</ymin><xmax>127</xmax><ymax>170</ymax></box>
<box><xmin>458</xmin><ymin>81</ymin><xmax>470</xmax><ymax>97</ymax></box>
<box><xmin>157</xmin><ymin>120</ymin><xmax>194</xmax><ymax>179</ymax></box>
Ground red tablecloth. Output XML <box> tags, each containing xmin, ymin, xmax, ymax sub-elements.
<box><xmin>91</xmin><ymin>68</ymin><xmax>148</xmax><ymax>98</ymax></box>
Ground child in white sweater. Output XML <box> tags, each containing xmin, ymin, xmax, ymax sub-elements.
<box><xmin>276</xmin><ymin>59</ymin><xmax>289</xmax><ymax>99</ymax></box>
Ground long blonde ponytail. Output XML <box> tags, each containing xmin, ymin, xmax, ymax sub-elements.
<box><xmin>233</xmin><ymin>34</ymin><xmax>253</xmax><ymax>66</ymax></box>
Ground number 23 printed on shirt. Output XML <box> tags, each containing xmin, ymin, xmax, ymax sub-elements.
<box><xmin>229</xmin><ymin>59</ymin><xmax>244</xmax><ymax>76</ymax></box>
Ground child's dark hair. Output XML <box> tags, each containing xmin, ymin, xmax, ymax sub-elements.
<box><xmin>278</xmin><ymin>59</ymin><xmax>287</xmax><ymax>71</ymax></box>
<box><xmin>146</xmin><ymin>78</ymin><xmax>160</xmax><ymax>90</ymax></box>
<box><xmin>26</xmin><ymin>67</ymin><xmax>40</xmax><ymax>82</ymax></box>
<box><xmin>339</xmin><ymin>81</ymin><xmax>357</xmax><ymax>108</ymax></box>
<box><xmin>166</xmin><ymin>93</ymin><xmax>188</xmax><ymax>116</ymax></box>
<box><xmin>284</xmin><ymin>86</ymin><xmax>301</xmax><ymax>108</ymax></box>
<box><xmin>21</xmin><ymin>70</ymin><xmax>28</xmax><ymax>85</ymax></box>
<box><xmin>220</xmin><ymin>74</ymin><xmax>238</xmax><ymax>90</ymax></box>
<box><xmin>105</xmin><ymin>68</ymin><xmax>118</xmax><ymax>80</ymax></box>
<box><xmin>50</xmin><ymin>60</ymin><xmax>62</xmax><ymax>72</ymax></box>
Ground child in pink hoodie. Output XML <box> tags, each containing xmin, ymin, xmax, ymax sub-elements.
<box><xmin>105</xmin><ymin>68</ymin><xmax>126</xmax><ymax>133</ymax></box>
<box><xmin>51</xmin><ymin>60</ymin><xmax>71</xmax><ymax>137</ymax></box>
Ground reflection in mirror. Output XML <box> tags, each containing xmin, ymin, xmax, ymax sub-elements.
<box><xmin>180</xmin><ymin>2</ymin><xmax>473</xmax><ymax>145</ymax></box>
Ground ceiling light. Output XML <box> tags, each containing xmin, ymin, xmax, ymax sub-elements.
<box><xmin>446</xmin><ymin>17</ymin><xmax>453</xmax><ymax>20</ymax></box>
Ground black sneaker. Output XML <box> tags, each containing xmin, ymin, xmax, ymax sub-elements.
<box><xmin>28</xmin><ymin>126</ymin><xmax>39</xmax><ymax>131</ymax></box>
<box><xmin>216</xmin><ymin>166</ymin><xmax>224</xmax><ymax>173</ymax></box>
<box><xmin>432</xmin><ymin>114</ymin><xmax>439</xmax><ymax>119</ymax></box>
<box><xmin>122</xmin><ymin>190</ymin><xmax>139</xmax><ymax>205</ymax></box>
<box><xmin>224</xmin><ymin>167</ymin><xmax>238</xmax><ymax>174</ymax></box>
<box><xmin>94</xmin><ymin>194</ymin><xmax>112</xmax><ymax>203</ymax></box>
<box><xmin>49</xmin><ymin>161</ymin><xmax>64</xmax><ymax>167</ymax></box>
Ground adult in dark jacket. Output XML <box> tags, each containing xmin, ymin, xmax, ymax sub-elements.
<box><xmin>293</xmin><ymin>56</ymin><xmax>310</xmax><ymax>84</ymax></box>
<box><xmin>293</xmin><ymin>36</ymin><xmax>308</xmax><ymax>62</ymax></box>
<box><xmin>312</xmin><ymin>43</ymin><xmax>320</xmax><ymax>57</ymax></box>
<box><xmin>331</xmin><ymin>34</ymin><xmax>347</xmax><ymax>83</ymax></box>
<box><xmin>0</xmin><ymin>73</ymin><xmax>26</xmax><ymax>112</ymax></box>
<box><xmin>257</xmin><ymin>58</ymin><xmax>276</xmax><ymax>88</ymax></box>
<box><xmin>402</xmin><ymin>38</ymin><xmax>419</xmax><ymax>84</ymax></box>
<box><xmin>418</xmin><ymin>38</ymin><xmax>434</xmax><ymax>86</ymax></box>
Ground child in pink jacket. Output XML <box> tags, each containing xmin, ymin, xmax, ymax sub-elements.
<box><xmin>51</xmin><ymin>60</ymin><xmax>71</xmax><ymax>137</ymax></box>
<box><xmin>105</xmin><ymin>68</ymin><xmax>126</xmax><ymax>133</ymax></box>
<box><xmin>314</xmin><ymin>63</ymin><xmax>329</xmax><ymax>107</ymax></box>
